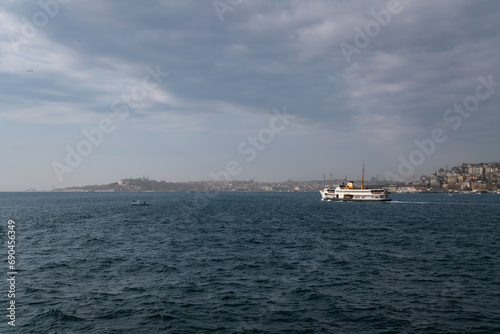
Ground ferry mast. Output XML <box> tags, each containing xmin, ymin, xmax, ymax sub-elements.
<box><xmin>362</xmin><ymin>164</ymin><xmax>365</xmax><ymax>190</ymax></box>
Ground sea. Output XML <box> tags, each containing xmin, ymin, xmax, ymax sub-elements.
<box><xmin>1</xmin><ymin>191</ymin><xmax>499</xmax><ymax>333</ymax></box>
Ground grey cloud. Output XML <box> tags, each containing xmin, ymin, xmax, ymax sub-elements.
<box><xmin>1</xmin><ymin>0</ymin><xmax>499</xmax><ymax>187</ymax></box>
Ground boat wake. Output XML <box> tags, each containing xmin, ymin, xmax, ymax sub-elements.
<box><xmin>390</xmin><ymin>201</ymin><xmax>432</xmax><ymax>204</ymax></box>
<box><xmin>390</xmin><ymin>200</ymin><xmax>476</xmax><ymax>205</ymax></box>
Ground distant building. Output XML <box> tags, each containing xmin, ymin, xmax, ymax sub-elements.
<box><xmin>430</xmin><ymin>179</ymin><xmax>441</xmax><ymax>188</ymax></box>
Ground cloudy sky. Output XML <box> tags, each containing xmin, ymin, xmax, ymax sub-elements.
<box><xmin>1</xmin><ymin>0</ymin><xmax>499</xmax><ymax>191</ymax></box>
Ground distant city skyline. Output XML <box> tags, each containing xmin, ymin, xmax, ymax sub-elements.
<box><xmin>1</xmin><ymin>1</ymin><xmax>500</xmax><ymax>191</ymax></box>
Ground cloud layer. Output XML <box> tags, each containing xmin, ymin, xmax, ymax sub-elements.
<box><xmin>1</xmin><ymin>0</ymin><xmax>499</xmax><ymax>190</ymax></box>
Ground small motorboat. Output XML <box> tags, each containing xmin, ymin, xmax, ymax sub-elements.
<box><xmin>132</xmin><ymin>200</ymin><xmax>149</xmax><ymax>206</ymax></box>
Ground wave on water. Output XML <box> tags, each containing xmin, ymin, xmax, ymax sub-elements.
<box><xmin>3</xmin><ymin>192</ymin><xmax>499</xmax><ymax>333</ymax></box>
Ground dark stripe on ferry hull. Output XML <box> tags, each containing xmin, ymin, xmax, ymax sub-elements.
<box><xmin>322</xmin><ymin>198</ymin><xmax>392</xmax><ymax>202</ymax></box>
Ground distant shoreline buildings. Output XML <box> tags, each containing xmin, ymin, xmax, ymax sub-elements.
<box><xmin>55</xmin><ymin>176</ymin><xmax>328</xmax><ymax>193</ymax></box>
<box><xmin>52</xmin><ymin>161</ymin><xmax>500</xmax><ymax>193</ymax></box>
<box><xmin>414</xmin><ymin>161</ymin><xmax>500</xmax><ymax>192</ymax></box>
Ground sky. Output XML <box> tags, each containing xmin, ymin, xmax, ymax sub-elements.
<box><xmin>1</xmin><ymin>0</ymin><xmax>499</xmax><ymax>191</ymax></box>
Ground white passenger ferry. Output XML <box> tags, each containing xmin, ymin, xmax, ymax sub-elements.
<box><xmin>320</xmin><ymin>165</ymin><xmax>391</xmax><ymax>202</ymax></box>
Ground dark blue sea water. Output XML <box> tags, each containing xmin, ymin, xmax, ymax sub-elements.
<box><xmin>1</xmin><ymin>192</ymin><xmax>499</xmax><ymax>333</ymax></box>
